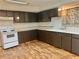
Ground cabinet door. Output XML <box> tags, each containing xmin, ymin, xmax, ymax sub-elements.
<box><xmin>18</xmin><ymin>30</ymin><xmax>36</xmax><ymax>44</ymax></box>
<box><xmin>38</xmin><ymin>30</ymin><xmax>52</xmax><ymax>43</ymax></box>
<box><xmin>27</xmin><ymin>13</ymin><xmax>38</xmax><ymax>22</ymax></box>
<box><xmin>24</xmin><ymin>13</ymin><xmax>29</xmax><ymax>22</ymax></box>
<box><xmin>52</xmin><ymin>32</ymin><xmax>61</xmax><ymax>48</ymax></box>
<box><xmin>30</xmin><ymin>30</ymin><xmax>37</xmax><ymax>40</ymax></box>
<box><xmin>38</xmin><ymin>8</ymin><xmax>58</xmax><ymax>22</ymax></box>
<box><xmin>44</xmin><ymin>31</ymin><xmax>54</xmax><ymax>44</ymax></box>
<box><xmin>0</xmin><ymin>10</ymin><xmax>14</xmax><ymax>17</ymax></box>
<box><xmin>14</xmin><ymin>12</ymin><xmax>25</xmax><ymax>23</ymax></box>
<box><xmin>49</xmin><ymin>8</ymin><xmax>58</xmax><ymax>17</ymax></box>
<box><xmin>6</xmin><ymin>11</ymin><xmax>13</xmax><ymax>17</ymax></box>
<box><xmin>13</xmin><ymin>12</ymin><xmax>20</xmax><ymax>22</ymax></box>
<box><xmin>19</xmin><ymin>12</ymin><xmax>25</xmax><ymax>22</ymax></box>
<box><xmin>38</xmin><ymin>30</ymin><xmax>48</xmax><ymax>42</ymax></box>
<box><xmin>72</xmin><ymin>38</ymin><xmax>79</xmax><ymax>55</ymax></box>
<box><xmin>38</xmin><ymin>30</ymin><xmax>61</xmax><ymax>48</ymax></box>
<box><xmin>18</xmin><ymin>31</ymin><xmax>31</xmax><ymax>44</ymax></box>
<box><xmin>42</xmin><ymin>11</ymin><xmax>51</xmax><ymax>22</ymax></box>
<box><xmin>61</xmin><ymin>34</ymin><xmax>72</xmax><ymax>51</ymax></box>
<box><xmin>38</xmin><ymin>11</ymin><xmax>51</xmax><ymax>22</ymax></box>
<box><xmin>0</xmin><ymin>10</ymin><xmax>7</xmax><ymax>17</ymax></box>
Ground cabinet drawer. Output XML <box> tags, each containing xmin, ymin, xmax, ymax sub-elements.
<box><xmin>61</xmin><ymin>33</ymin><xmax>71</xmax><ymax>37</ymax></box>
<box><xmin>72</xmin><ymin>34</ymin><xmax>79</xmax><ymax>39</ymax></box>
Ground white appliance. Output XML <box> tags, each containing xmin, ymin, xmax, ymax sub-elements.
<box><xmin>0</xmin><ymin>26</ymin><xmax>19</xmax><ymax>49</ymax></box>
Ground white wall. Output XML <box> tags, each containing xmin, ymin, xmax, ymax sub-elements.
<box><xmin>0</xmin><ymin>19</ymin><xmax>51</xmax><ymax>32</ymax></box>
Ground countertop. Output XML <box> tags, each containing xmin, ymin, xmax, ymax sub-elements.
<box><xmin>16</xmin><ymin>26</ymin><xmax>79</xmax><ymax>35</ymax></box>
<box><xmin>16</xmin><ymin>26</ymin><xmax>38</xmax><ymax>32</ymax></box>
<box><xmin>38</xmin><ymin>26</ymin><xmax>79</xmax><ymax>35</ymax></box>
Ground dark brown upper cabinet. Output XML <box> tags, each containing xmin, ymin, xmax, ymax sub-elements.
<box><xmin>6</xmin><ymin>11</ymin><xmax>13</xmax><ymax>17</ymax></box>
<box><xmin>0</xmin><ymin>10</ymin><xmax>7</xmax><ymax>17</ymax></box>
<box><xmin>13</xmin><ymin>12</ymin><xmax>25</xmax><ymax>23</ymax></box>
<box><xmin>0</xmin><ymin>10</ymin><xmax>13</xmax><ymax>17</ymax></box>
<box><xmin>14</xmin><ymin>12</ymin><xmax>38</xmax><ymax>23</ymax></box>
<box><xmin>19</xmin><ymin>12</ymin><xmax>25</xmax><ymax>22</ymax></box>
<box><xmin>37</xmin><ymin>12</ymin><xmax>51</xmax><ymax>22</ymax></box>
<box><xmin>49</xmin><ymin>8</ymin><xmax>58</xmax><ymax>17</ymax></box>
<box><xmin>14</xmin><ymin>11</ymin><xmax>51</xmax><ymax>23</ymax></box>
<box><xmin>0</xmin><ymin>8</ymin><xmax>58</xmax><ymax>23</ymax></box>
<box><xmin>13</xmin><ymin>12</ymin><xmax>20</xmax><ymax>23</ymax></box>
<box><xmin>25</xmin><ymin>13</ymin><xmax>38</xmax><ymax>22</ymax></box>
<box><xmin>37</xmin><ymin>8</ymin><xmax>58</xmax><ymax>22</ymax></box>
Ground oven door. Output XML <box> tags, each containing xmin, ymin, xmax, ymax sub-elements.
<box><xmin>2</xmin><ymin>32</ymin><xmax>18</xmax><ymax>44</ymax></box>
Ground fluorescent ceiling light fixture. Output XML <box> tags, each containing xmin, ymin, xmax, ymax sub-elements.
<box><xmin>6</xmin><ymin>0</ymin><xmax>28</xmax><ymax>5</ymax></box>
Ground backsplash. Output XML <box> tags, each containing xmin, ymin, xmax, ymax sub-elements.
<box><xmin>59</xmin><ymin>7</ymin><xmax>79</xmax><ymax>26</ymax></box>
<box><xmin>0</xmin><ymin>19</ymin><xmax>51</xmax><ymax>31</ymax></box>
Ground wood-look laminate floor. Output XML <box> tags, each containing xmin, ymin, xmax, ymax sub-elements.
<box><xmin>0</xmin><ymin>40</ymin><xmax>79</xmax><ymax>59</ymax></box>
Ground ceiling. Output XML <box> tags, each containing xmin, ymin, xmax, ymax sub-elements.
<box><xmin>13</xmin><ymin>0</ymin><xmax>79</xmax><ymax>6</ymax></box>
<box><xmin>59</xmin><ymin>1</ymin><xmax>79</xmax><ymax>10</ymax></box>
<box><xmin>6</xmin><ymin>0</ymin><xmax>59</xmax><ymax>6</ymax></box>
<box><xmin>0</xmin><ymin>0</ymin><xmax>79</xmax><ymax>12</ymax></box>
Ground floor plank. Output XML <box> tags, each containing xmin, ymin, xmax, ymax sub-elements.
<box><xmin>0</xmin><ymin>40</ymin><xmax>79</xmax><ymax>59</ymax></box>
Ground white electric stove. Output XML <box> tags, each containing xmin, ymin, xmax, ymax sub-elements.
<box><xmin>0</xmin><ymin>26</ymin><xmax>19</xmax><ymax>49</ymax></box>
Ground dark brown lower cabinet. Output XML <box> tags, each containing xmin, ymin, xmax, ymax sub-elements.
<box><xmin>72</xmin><ymin>34</ymin><xmax>79</xmax><ymax>55</ymax></box>
<box><xmin>18</xmin><ymin>30</ymin><xmax>79</xmax><ymax>55</ymax></box>
<box><xmin>18</xmin><ymin>30</ymin><xmax>37</xmax><ymax>44</ymax></box>
<box><xmin>38</xmin><ymin>31</ymin><xmax>79</xmax><ymax>55</ymax></box>
<box><xmin>52</xmin><ymin>32</ymin><xmax>61</xmax><ymax>48</ymax></box>
<box><xmin>61</xmin><ymin>33</ymin><xmax>72</xmax><ymax>51</ymax></box>
<box><xmin>38</xmin><ymin>30</ymin><xmax>61</xmax><ymax>48</ymax></box>
<box><xmin>38</xmin><ymin>30</ymin><xmax>51</xmax><ymax>43</ymax></box>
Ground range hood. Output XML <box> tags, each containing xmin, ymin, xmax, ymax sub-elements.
<box><xmin>6</xmin><ymin>0</ymin><xmax>28</xmax><ymax>5</ymax></box>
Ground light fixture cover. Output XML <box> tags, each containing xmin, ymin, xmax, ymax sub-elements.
<box><xmin>6</xmin><ymin>0</ymin><xmax>28</xmax><ymax>5</ymax></box>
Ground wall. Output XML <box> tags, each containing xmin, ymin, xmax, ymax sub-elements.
<box><xmin>59</xmin><ymin>7</ymin><xmax>79</xmax><ymax>26</ymax></box>
<box><xmin>0</xmin><ymin>20</ymin><xmax>51</xmax><ymax>32</ymax></box>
